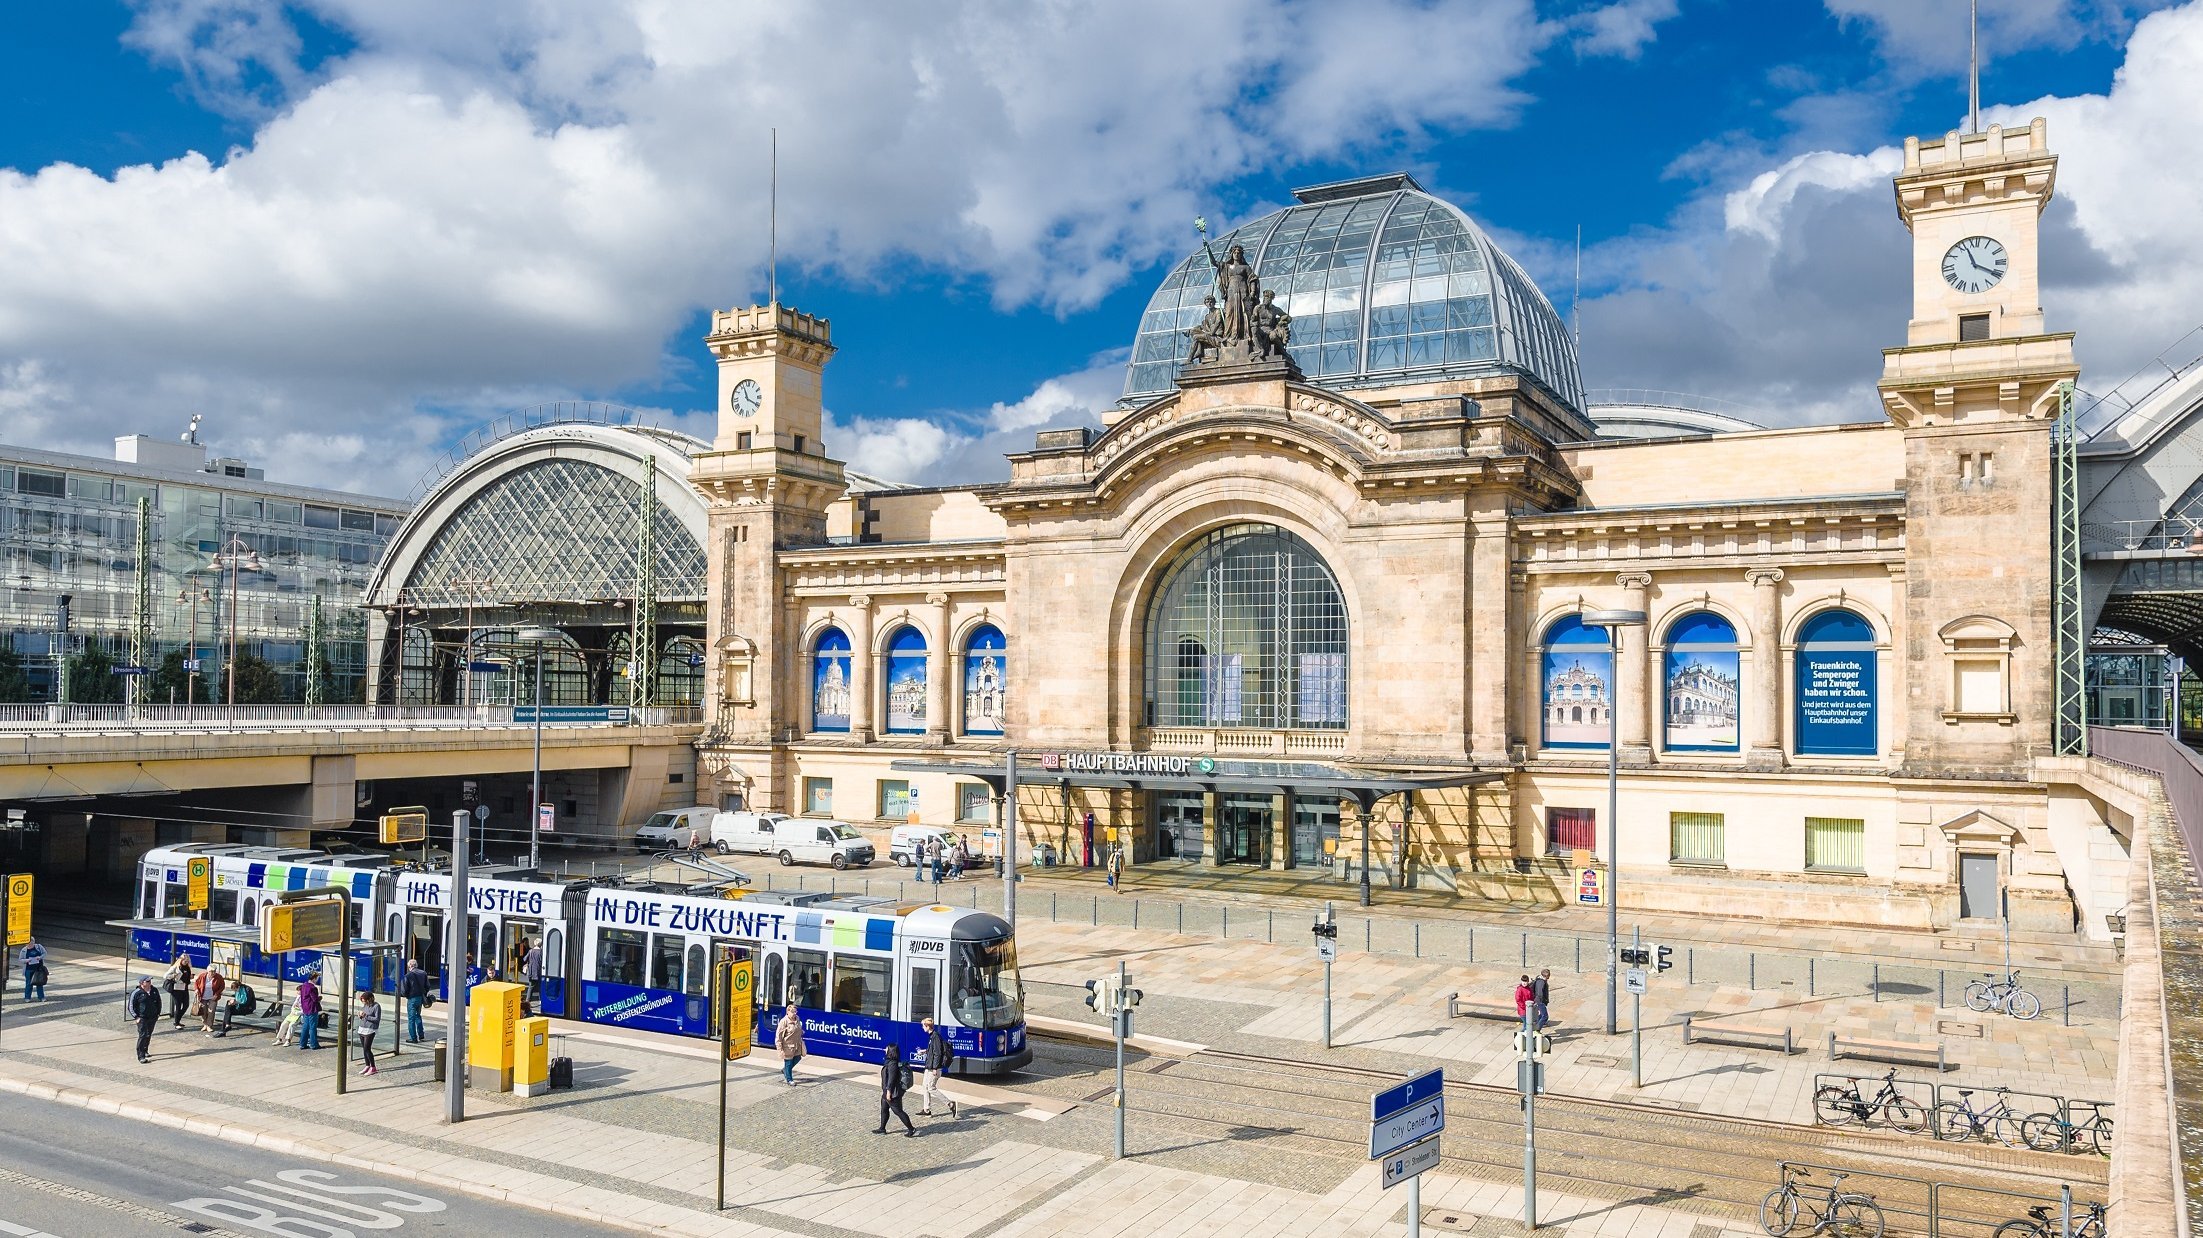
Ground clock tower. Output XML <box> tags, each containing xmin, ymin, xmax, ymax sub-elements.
<box><xmin>690</xmin><ymin>302</ymin><xmax>847</xmax><ymax>806</ymax></box>
<box><xmin>1878</xmin><ymin>119</ymin><xmax>2079</xmax><ymax>780</ymax></box>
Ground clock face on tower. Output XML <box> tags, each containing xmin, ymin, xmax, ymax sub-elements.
<box><xmin>1941</xmin><ymin>235</ymin><xmax>2009</xmax><ymax>295</ymax></box>
<box><xmin>729</xmin><ymin>379</ymin><xmax>763</xmax><ymax>417</ymax></box>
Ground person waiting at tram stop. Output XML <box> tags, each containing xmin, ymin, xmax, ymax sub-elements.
<box><xmin>465</xmin><ymin>953</ymin><xmax>486</xmax><ymax>990</ymax></box>
<box><xmin>355</xmin><ymin>989</ymin><xmax>382</xmax><ymax>1075</ymax></box>
<box><xmin>401</xmin><ymin>958</ymin><xmax>431</xmax><ymax>1043</ymax></box>
<box><xmin>294</xmin><ymin>974</ymin><xmax>323</xmax><ymax>1051</ymax></box>
<box><xmin>777</xmin><ymin>1007</ymin><xmax>805</xmax><ymax>1086</ymax></box>
<box><xmin>20</xmin><ymin>936</ymin><xmax>47</xmax><ymax>1001</ymax></box>
<box><xmin>128</xmin><ymin>978</ymin><xmax>162</xmax><ymax>1063</ymax></box>
<box><xmin>162</xmin><ymin>954</ymin><xmax>193</xmax><ymax>1028</ymax></box>
<box><xmin>193</xmin><ymin>965</ymin><xmax>225</xmax><ymax>1035</ymax></box>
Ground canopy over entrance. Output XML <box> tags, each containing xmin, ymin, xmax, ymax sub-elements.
<box><xmin>890</xmin><ymin>754</ymin><xmax>1498</xmax><ymax>811</ymax></box>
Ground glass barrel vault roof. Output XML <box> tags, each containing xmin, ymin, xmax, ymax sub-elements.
<box><xmin>1123</xmin><ymin>173</ymin><xmax>1583</xmax><ymax>411</ymax></box>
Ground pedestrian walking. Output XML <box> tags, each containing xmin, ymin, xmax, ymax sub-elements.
<box><xmin>1531</xmin><ymin>968</ymin><xmax>1553</xmax><ymax>1031</ymax></box>
<box><xmin>128</xmin><ymin>977</ymin><xmax>161</xmax><ymax>1063</ymax></box>
<box><xmin>777</xmin><ymin>1007</ymin><xmax>805</xmax><ymax>1085</ymax></box>
<box><xmin>193</xmin><ymin>966</ymin><xmax>226</xmax><ymax>1035</ymax></box>
<box><xmin>923</xmin><ymin>835</ymin><xmax>941</xmax><ymax>885</ymax></box>
<box><xmin>521</xmin><ymin>938</ymin><xmax>542</xmax><ymax>1013</ymax></box>
<box><xmin>1513</xmin><ymin>974</ymin><xmax>1533</xmax><ymax>1029</ymax></box>
<box><xmin>950</xmin><ymin>837</ymin><xmax>968</xmax><ymax>880</ymax></box>
<box><xmin>874</xmin><ymin>1040</ymin><xmax>916</xmax><ymax>1136</ymax></box>
<box><xmin>401</xmin><ymin>958</ymin><xmax>430</xmax><ymax>1043</ymax></box>
<box><xmin>162</xmin><ymin>955</ymin><xmax>193</xmax><ymax>1027</ymax></box>
<box><xmin>918</xmin><ymin>1016</ymin><xmax>957</xmax><ymax>1118</ymax></box>
<box><xmin>354</xmin><ymin>990</ymin><xmax>381</xmax><ymax>1075</ymax></box>
<box><xmin>20</xmin><ymin>937</ymin><xmax>46</xmax><ymax>1000</ymax></box>
<box><xmin>1106</xmin><ymin>845</ymin><xmax>1125</xmax><ymax>893</ymax></box>
<box><xmin>295</xmin><ymin>975</ymin><xmax>322</xmax><ymax>1051</ymax></box>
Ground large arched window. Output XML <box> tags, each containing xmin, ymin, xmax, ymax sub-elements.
<box><xmin>1663</xmin><ymin>611</ymin><xmax>1740</xmax><ymax>752</ymax></box>
<box><xmin>1794</xmin><ymin>609</ymin><xmax>1878</xmax><ymax>756</ymax></box>
<box><xmin>811</xmin><ymin>628</ymin><xmax>852</xmax><ymax>733</ymax></box>
<box><xmin>1541</xmin><ymin>615</ymin><xmax>1612</xmax><ymax>749</ymax></box>
<box><xmin>963</xmin><ymin>625</ymin><xmax>1006</xmax><ymax>736</ymax></box>
<box><xmin>1143</xmin><ymin>524</ymin><xmax>1348</xmax><ymax>730</ymax></box>
<box><xmin>884</xmin><ymin>625</ymin><xmax>928</xmax><ymax>734</ymax></box>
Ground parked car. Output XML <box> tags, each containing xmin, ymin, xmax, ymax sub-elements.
<box><xmin>634</xmin><ymin>807</ymin><xmax>718</xmax><ymax>852</ymax></box>
<box><xmin>889</xmin><ymin>825</ymin><xmax>956</xmax><ymax>867</ymax></box>
<box><xmin>712</xmin><ymin>810</ymin><xmax>873</xmax><ymax>869</ymax></box>
<box><xmin>707</xmin><ymin>810</ymin><xmax>794</xmax><ymax>855</ymax></box>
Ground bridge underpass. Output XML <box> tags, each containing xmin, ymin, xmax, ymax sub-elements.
<box><xmin>0</xmin><ymin>707</ymin><xmax>703</xmax><ymax>887</ymax></box>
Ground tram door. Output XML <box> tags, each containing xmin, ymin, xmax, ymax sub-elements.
<box><xmin>905</xmin><ymin>957</ymin><xmax>940</xmax><ymax>1027</ymax></box>
<box><xmin>404</xmin><ymin>909</ymin><xmax>444</xmax><ymax>996</ymax></box>
<box><xmin>506</xmin><ymin>917</ymin><xmax>543</xmax><ymax>1003</ymax></box>
<box><xmin>706</xmin><ymin>938</ymin><xmax>753</xmax><ymax>1040</ymax></box>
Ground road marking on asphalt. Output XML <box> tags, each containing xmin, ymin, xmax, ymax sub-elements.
<box><xmin>0</xmin><ymin>1163</ymin><xmax>253</xmax><ymax>1237</ymax></box>
<box><xmin>0</xmin><ymin>1219</ymin><xmax>63</xmax><ymax>1237</ymax></box>
<box><xmin>173</xmin><ymin>1168</ymin><xmax>447</xmax><ymax>1237</ymax></box>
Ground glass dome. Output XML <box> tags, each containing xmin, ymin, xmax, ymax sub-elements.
<box><xmin>1122</xmin><ymin>173</ymin><xmax>1584</xmax><ymax>411</ymax></box>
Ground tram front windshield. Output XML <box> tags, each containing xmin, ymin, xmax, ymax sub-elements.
<box><xmin>949</xmin><ymin>935</ymin><xmax>1023</xmax><ymax>1030</ymax></box>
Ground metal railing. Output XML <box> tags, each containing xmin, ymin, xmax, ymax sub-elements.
<box><xmin>0</xmin><ymin>703</ymin><xmax>704</xmax><ymax>731</ymax></box>
<box><xmin>1809</xmin><ymin>1072</ymin><xmax>2114</xmax><ymax>1155</ymax></box>
<box><xmin>1772</xmin><ymin>1160</ymin><xmax>2105</xmax><ymax>1237</ymax></box>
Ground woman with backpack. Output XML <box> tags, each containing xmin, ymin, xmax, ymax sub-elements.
<box><xmin>162</xmin><ymin>955</ymin><xmax>193</xmax><ymax>1028</ymax></box>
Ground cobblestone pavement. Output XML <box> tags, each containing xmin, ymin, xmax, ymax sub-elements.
<box><xmin>3</xmin><ymin>912</ymin><xmax>2113</xmax><ymax>1238</ymax></box>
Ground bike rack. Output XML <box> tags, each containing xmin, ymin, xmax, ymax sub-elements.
<box><xmin>1927</xmin><ymin>1180</ymin><xmax>2106</xmax><ymax>1236</ymax></box>
<box><xmin>1808</xmin><ymin>1074</ymin><xmax>2115</xmax><ymax>1155</ymax></box>
<box><xmin>1810</xmin><ymin>1071</ymin><xmax>1937</xmax><ymax>1125</ymax></box>
<box><xmin>1776</xmin><ymin>1161</ymin><xmax>2107</xmax><ymax>1236</ymax></box>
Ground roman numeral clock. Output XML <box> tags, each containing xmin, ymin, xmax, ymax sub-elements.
<box><xmin>1940</xmin><ymin>234</ymin><xmax>2008</xmax><ymax>295</ymax></box>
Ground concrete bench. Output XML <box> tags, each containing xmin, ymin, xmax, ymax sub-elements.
<box><xmin>1827</xmin><ymin>1030</ymin><xmax>1949</xmax><ymax>1073</ymax></box>
<box><xmin>1445</xmin><ymin>992</ymin><xmax>1528</xmax><ymax>1024</ymax></box>
<box><xmin>1683</xmin><ymin>1015</ymin><xmax>1795</xmax><ymax>1054</ymax></box>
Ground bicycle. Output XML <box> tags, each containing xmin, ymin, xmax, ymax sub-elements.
<box><xmin>1760</xmin><ymin>1169</ymin><xmax>1886</xmax><ymax>1237</ymax></box>
<box><xmin>1992</xmin><ymin>1201</ymin><xmax>2107</xmax><ymax>1237</ymax></box>
<box><xmin>1812</xmin><ymin>1069</ymin><xmax>1927</xmax><ymax>1132</ymax></box>
<box><xmin>2019</xmin><ymin>1101</ymin><xmax>2114</xmax><ymax>1155</ymax></box>
<box><xmin>1965</xmin><ymin>970</ymin><xmax>2043</xmax><ymax>1020</ymax></box>
<box><xmin>1933</xmin><ymin>1086</ymin><xmax>2030</xmax><ymax>1146</ymax></box>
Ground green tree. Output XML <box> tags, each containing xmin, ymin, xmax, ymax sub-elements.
<box><xmin>0</xmin><ymin>646</ymin><xmax>28</xmax><ymax>703</ymax></box>
<box><xmin>225</xmin><ymin>650</ymin><xmax>287</xmax><ymax>705</ymax></box>
<box><xmin>148</xmin><ymin>649</ymin><xmax>210</xmax><ymax>705</ymax></box>
<box><xmin>65</xmin><ymin>645</ymin><xmax>124</xmax><ymax>704</ymax></box>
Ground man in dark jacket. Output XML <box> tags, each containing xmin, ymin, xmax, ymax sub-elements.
<box><xmin>402</xmin><ymin>959</ymin><xmax>431</xmax><ymax>1043</ymax></box>
<box><xmin>874</xmin><ymin>1040</ymin><xmax>916</xmax><ymax>1137</ymax></box>
<box><xmin>918</xmin><ymin>1017</ymin><xmax>957</xmax><ymax>1118</ymax></box>
<box><xmin>1530</xmin><ymin>969</ymin><xmax>1552</xmax><ymax>1031</ymax></box>
<box><xmin>128</xmin><ymin>977</ymin><xmax>162</xmax><ymax>1063</ymax></box>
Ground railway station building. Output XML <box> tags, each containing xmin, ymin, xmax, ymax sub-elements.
<box><xmin>676</xmin><ymin>120</ymin><xmax>2135</xmax><ymax>939</ymax></box>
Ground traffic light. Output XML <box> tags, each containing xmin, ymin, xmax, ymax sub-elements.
<box><xmin>1655</xmin><ymin>945</ymin><xmax>1674</xmax><ymax>973</ymax></box>
<box><xmin>1312</xmin><ymin>919</ymin><xmax>1338</xmax><ymax>940</ymax></box>
<box><xmin>1121</xmin><ymin>985</ymin><xmax>1143</xmax><ymax>1009</ymax></box>
<box><xmin>1085</xmin><ymin>978</ymin><xmax>1105</xmax><ymax>1012</ymax></box>
<box><xmin>1619</xmin><ymin>946</ymin><xmax>1649</xmax><ymax>966</ymax></box>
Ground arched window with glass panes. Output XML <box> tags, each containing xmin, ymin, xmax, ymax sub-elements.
<box><xmin>1142</xmin><ymin>524</ymin><xmax>1348</xmax><ymax>730</ymax></box>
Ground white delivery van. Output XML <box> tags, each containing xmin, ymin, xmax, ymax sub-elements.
<box><xmin>708</xmin><ymin>812</ymin><xmax>874</xmax><ymax>869</ymax></box>
<box><xmin>889</xmin><ymin>825</ymin><xmax>956</xmax><ymax>867</ymax></box>
<box><xmin>634</xmin><ymin>807</ymin><xmax>718</xmax><ymax>852</ymax></box>
<box><xmin>708</xmin><ymin>810</ymin><xmax>792</xmax><ymax>855</ymax></box>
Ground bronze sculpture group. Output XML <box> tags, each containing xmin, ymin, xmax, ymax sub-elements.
<box><xmin>1185</xmin><ymin>241</ymin><xmax>1292</xmax><ymax>366</ymax></box>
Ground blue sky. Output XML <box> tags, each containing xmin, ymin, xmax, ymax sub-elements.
<box><xmin>1</xmin><ymin>1</ymin><xmax>2196</xmax><ymax>492</ymax></box>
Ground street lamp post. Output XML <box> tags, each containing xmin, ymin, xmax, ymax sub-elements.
<box><xmin>208</xmin><ymin>536</ymin><xmax>265</xmax><ymax>710</ymax></box>
<box><xmin>1582</xmin><ymin>606</ymin><xmax>1646</xmax><ymax>1038</ymax></box>
<box><xmin>514</xmin><ymin>627</ymin><xmax>561</xmax><ymax>872</ymax></box>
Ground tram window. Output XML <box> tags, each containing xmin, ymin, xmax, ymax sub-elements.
<box><xmin>832</xmin><ymin>955</ymin><xmax>891</xmax><ymax>1019</ymax></box>
<box><xmin>545</xmin><ymin>928</ymin><xmax>564</xmax><ymax>978</ymax></box>
<box><xmin>908</xmin><ymin>964</ymin><xmax>937</xmax><ymax>1026</ymax></box>
<box><xmin>950</xmin><ymin>936</ymin><xmax>1024</xmax><ymax>1030</ymax></box>
<box><xmin>386</xmin><ymin>912</ymin><xmax>401</xmax><ymax>948</ymax></box>
<box><xmin>140</xmin><ymin>878</ymin><xmax>157</xmax><ymax>918</ymax></box>
<box><xmin>466</xmin><ymin>916</ymin><xmax>482</xmax><ymax>968</ymax></box>
<box><xmin>787</xmin><ymin>949</ymin><xmax>827</xmax><ymax>1010</ymax></box>
<box><xmin>164</xmin><ymin>880</ymin><xmax>189</xmax><ymax>916</ymax></box>
<box><xmin>650</xmin><ymin>934</ymin><xmax>685</xmax><ymax>991</ymax></box>
<box><xmin>597</xmin><ymin>929</ymin><xmax>647</xmax><ymax>986</ymax></box>
<box><xmin>209</xmin><ymin>887</ymin><xmax>239</xmax><ymax>923</ymax></box>
<box><xmin>241</xmin><ymin>897</ymin><xmax>258</xmax><ymax>928</ymax></box>
<box><xmin>481</xmin><ymin>924</ymin><xmax>499</xmax><ymax>977</ymax></box>
<box><xmin>406</xmin><ymin>912</ymin><xmax>443</xmax><ymax>975</ymax></box>
<box><xmin>764</xmin><ymin>954</ymin><xmax>785</xmax><ymax>1007</ymax></box>
<box><xmin>685</xmin><ymin>944</ymin><xmax>707</xmax><ymax>997</ymax></box>
<box><xmin>352</xmin><ymin>903</ymin><xmax>367</xmax><ymax>941</ymax></box>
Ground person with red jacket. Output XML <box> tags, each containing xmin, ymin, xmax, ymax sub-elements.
<box><xmin>1513</xmin><ymin>975</ymin><xmax>1534</xmax><ymax>1029</ymax></box>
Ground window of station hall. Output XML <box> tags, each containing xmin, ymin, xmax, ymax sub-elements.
<box><xmin>1793</xmin><ymin>609</ymin><xmax>1878</xmax><ymax>757</ymax></box>
<box><xmin>1142</xmin><ymin>523</ymin><xmax>1349</xmax><ymax>731</ymax></box>
<box><xmin>963</xmin><ymin>624</ymin><xmax>1007</xmax><ymax>736</ymax></box>
<box><xmin>811</xmin><ymin>628</ymin><xmax>852</xmax><ymax>733</ymax></box>
<box><xmin>884</xmin><ymin>625</ymin><xmax>928</xmax><ymax>735</ymax></box>
<box><xmin>1663</xmin><ymin>611</ymin><xmax>1740</xmax><ymax>753</ymax></box>
<box><xmin>1540</xmin><ymin>614</ymin><xmax>1613</xmax><ymax>750</ymax></box>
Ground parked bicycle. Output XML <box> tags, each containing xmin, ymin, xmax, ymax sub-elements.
<box><xmin>1812</xmin><ymin>1069</ymin><xmax>1927</xmax><ymax>1132</ymax></box>
<box><xmin>1966</xmin><ymin>970</ymin><xmax>2043</xmax><ymax>1020</ymax></box>
<box><xmin>1933</xmin><ymin>1086</ymin><xmax>2030</xmax><ymax>1145</ymax></box>
<box><xmin>1993</xmin><ymin>1201</ymin><xmax>2107</xmax><ymax>1237</ymax></box>
<box><xmin>2020</xmin><ymin>1101</ymin><xmax>2114</xmax><ymax>1155</ymax></box>
<box><xmin>1760</xmin><ymin>1170</ymin><xmax>1886</xmax><ymax>1237</ymax></box>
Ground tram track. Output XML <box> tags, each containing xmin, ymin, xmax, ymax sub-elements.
<box><xmin>1029</xmin><ymin>1030</ymin><xmax>2107</xmax><ymax>1230</ymax></box>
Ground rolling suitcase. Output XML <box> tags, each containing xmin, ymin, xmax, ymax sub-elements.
<box><xmin>548</xmin><ymin>1056</ymin><xmax>574</xmax><ymax>1089</ymax></box>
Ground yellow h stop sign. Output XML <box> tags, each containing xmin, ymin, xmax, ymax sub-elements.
<box><xmin>5</xmin><ymin>874</ymin><xmax>30</xmax><ymax>947</ymax></box>
<box><xmin>722</xmin><ymin>959</ymin><xmax>754</xmax><ymax>1061</ymax></box>
<box><xmin>186</xmin><ymin>857</ymin><xmax>211</xmax><ymax>912</ymax></box>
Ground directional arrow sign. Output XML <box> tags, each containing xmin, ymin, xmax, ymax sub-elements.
<box><xmin>1381</xmin><ymin>1135</ymin><xmax>1441</xmax><ymax>1189</ymax></box>
<box><xmin>1370</xmin><ymin>1068</ymin><xmax>1445</xmax><ymax>1159</ymax></box>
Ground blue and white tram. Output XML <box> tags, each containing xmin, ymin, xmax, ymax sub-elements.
<box><xmin>576</xmin><ymin>888</ymin><xmax>1030</xmax><ymax>1073</ymax></box>
<box><xmin>130</xmin><ymin>844</ymin><xmax>1031</xmax><ymax>1074</ymax></box>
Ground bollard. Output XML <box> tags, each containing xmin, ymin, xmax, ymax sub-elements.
<box><xmin>1520</xmin><ymin>932</ymin><xmax>1527</xmax><ymax>967</ymax></box>
<box><xmin>1749</xmin><ymin>955</ymin><xmax>1756</xmax><ymax>991</ymax></box>
<box><xmin>1467</xmin><ymin>924</ymin><xmax>1475</xmax><ymax>963</ymax></box>
<box><xmin>1177</xmin><ymin>903</ymin><xmax>1183</xmax><ymax>933</ymax></box>
<box><xmin>1574</xmin><ymin>937</ymin><xmax>1581</xmax><ymax>973</ymax></box>
<box><xmin>1133</xmin><ymin>900</ymin><xmax>1140</xmax><ymax>931</ymax></box>
<box><xmin>1269</xmin><ymin>910</ymin><xmax>1274</xmax><ymax>943</ymax></box>
<box><xmin>1688</xmin><ymin>947</ymin><xmax>1695</xmax><ymax>986</ymax></box>
<box><xmin>1938</xmin><ymin>971</ymin><xmax>1945</xmax><ymax>1008</ymax></box>
<box><xmin>1414</xmin><ymin>923</ymin><xmax>1420</xmax><ymax>958</ymax></box>
<box><xmin>1223</xmin><ymin>907</ymin><xmax>1229</xmax><ymax>938</ymax></box>
<box><xmin>2063</xmin><ymin>984</ymin><xmax>2070</xmax><ymax>1027</ymax></box>
<box><xmin>1873</xmin><ymin>963</ymin><xmax>1880</xmax><ymax>1003</ymax></box>
<box><xmin>1092</xmin><ymin>897</ymin><xmax>1099</xmax><ymax>926</ymax></box>
<box><xmin>1050</xmin><ymin>892</ymin><xmax>1057</xmax><ymax>919</ymax></box>
<box><xmin>1365</xmin><ymin>919</ymin><xmax>1371</xmax><ymax>951</ymax></box>
<box><xmin>1808</xmin><ymin>959</ymin><xmax>1815</xmax><ymax>997</ymax></box>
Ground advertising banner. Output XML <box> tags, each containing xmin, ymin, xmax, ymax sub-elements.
<box><xmin>1541</xmin><ymin>650</ymin><xmax>1612</xmax><ymax>748</ymax></box>
<box><xmin>1796</xmin><ymin>648</ymin><xmax>1877</xmax><ymax>756</ymax></box>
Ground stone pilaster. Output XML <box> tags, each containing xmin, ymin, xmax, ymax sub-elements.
<box><xmin>1746</xmin><ymin>568</ymin><xmax>1786</xmax><ymax>770</ymax></box>
<box><xmin>1615</xmin><ymin>571</ymin><xmax>1653</xmax><ymax>764</ymax></box>
<box><xmin>847</xmin><ymin>594</ymin><xmax>875</xmax><ymax>742</ymax></box>
<box><xmin>926</xmin><ymin>591</ymin><xmax>952</xmax><ymax>744</ymax></box>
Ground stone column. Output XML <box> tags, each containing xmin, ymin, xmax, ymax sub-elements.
<box><xmin>847</xmin><ymin>594</ymin><xmax>875</xmax><ymax>742</ymax></box>
<box><xmin>1614</xmin><ymin>572</ymin><xmax>1654</xmax><ymax>765</ymax></box>
<box><xmin>1745</xmin><ymin>568</ymin><xmax>1786</xmax><ymax>770</ymax></box>
<box><xmin>926</xmin><ymin>591</ymin><xmax>953</xmax><ymax>744</ymax></box>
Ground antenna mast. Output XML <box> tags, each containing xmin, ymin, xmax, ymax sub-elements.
<box><xmin>1572</xmin><ymin>224</ymin><xmax>1582</xmax><ymax>355</ymax></box>
<box><xmin>769</xmin><ymin>127</ymin><xmax>779</xmax><ymax>307</ymax></box>
<box><xmin>1969</xmin><ymin>0</ymin><xmax>1980</xmax><ymax>134</ymax></box>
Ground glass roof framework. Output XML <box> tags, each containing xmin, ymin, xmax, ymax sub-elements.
<box><xmin>400</xmin><ymin>458</ymin><xmax>706</xmax><ymax>608</ymax></box>
<box><xmin>1123</xmin><ymin>181</ymin><xmax>1585</xmax><ymax>411</ymax></box>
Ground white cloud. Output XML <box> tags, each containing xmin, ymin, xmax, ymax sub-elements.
<box><xmin>827</xmin><ymin>351</ymin><xmax>1127</xmax><ymax>486</ymax></box>
<box><xmin>0</xmin><ymin>0</ymin><xmax>1681</xmax><ymax>493</ymax></box>
<box><xmin>1577</xmin><ymin>2</ymin><xmax>2203</xmax><ymax>425</ymax></box>
<box><xmin>1825</xmin><ymin>0</ymin><xmax>2172</xmax><ymax>77</ymax></box>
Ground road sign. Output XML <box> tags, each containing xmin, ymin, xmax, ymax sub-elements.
<box><xmin>1381</xmin><ymin>1134</ymin><xmax>1441</xmax><ymax>1189</ymax></box>
<box><xmin>722</xmin><ymin>959</ymin><xmax>754</xmax><ymax>1060</ymax></box>
<box><xmin>686</xmin><ymin>654</ymin><xmax>706</xmax><ymax>667</ymax></box>
<box><xmin>182</xmin><ymin>658</ymin><xmax>201</xmax><ymax>671</ymax></box>
<box><xmin>1316</xmin><ymin>935</ymin><xmax>1337</xmax><ymax>962</ymax></box>
<box><xmin>187</xmin><ymin>857</ymin><xmax>211</xmax><ymax>911</ymax></box>
<box><xmin>513</xmin><ymin>705</ymin><xmax>631</xmax><ymax>724</ymax></box>
<box><xmin>467</xmin><ymin>660</ymin><xmax>504</xmax><ymax>674</ymax></box>
<box><xmin>115</xmin><ymin>665</ymin><xmax>148</xmax><ymax>676</ymax></box>
<box><xmin>1623</xmin><ymin>968</ymin><xmax>1648</xmax><ymax>995</ymax></box>
<box><xmin>1370</xmin><ymin>1068</ymin><xmax>1445</xmax><ymax>1159</ymax></box>
<box><xmin>537</xmin><ymin>803</ymin><xmax>556</xmax><ymax>834</ymax></box>
<box><xmin>262</xmin><ymin>898</ymin><xmax>344</xmax><ymax>953</ymax></box>
<box><xmin>473</xmin><ymin>804</ymin><xmax>490</xmax><ymax>822</ymax></box>
<box><xmin>5</xmin><ymin>873</ymin><xmax>30</xmax><ymax>947</ymax></box>
<box><xmin>379</xmin><ymin>808</ymin><xmax>428</xmax><ymax>846</ymax></box>
<box><xmin>1574</xmin><ymin>864</ymin><xmax>1605</xmax><ymax>906</ymax></box>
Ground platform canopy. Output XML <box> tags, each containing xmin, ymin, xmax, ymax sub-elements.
<box><xmin>890</xmin><ymin>753</ymin><xmax>1498</xmax><ymax>812</ymax></box>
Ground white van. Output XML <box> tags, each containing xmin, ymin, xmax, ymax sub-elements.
<box><xmin>634</xmin><ymin>807</ymin><xmax>717</xmax><ymax>852</ymax></box>
<box><xmin>710</xmin><ymin>811</ymin><xmax>875</xmax><ymax>869</ymax></box>
<box><xmin>889</xmin><ymin>825</ymin><xmax>956</xmax><ymax>867</ymax></box>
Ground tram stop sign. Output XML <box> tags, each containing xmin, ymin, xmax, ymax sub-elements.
<box><xmin>186</xmin><ymin>857</ymin><xmax>211</xmax><ymax>911</ymax></box>
<box><xmin>5</xmin><ymin>873</ymin><xmax>31</xmax><ymax>947</ymax></box>
<box><xmin>721</xmin><ymin>958</ymin><xmax>755</xmax><ymax>1061</ymax></box>
<box><xmin>262</xmin><ymin>898</ymin><xmax>345</xmax><ymax>954</ymax></box>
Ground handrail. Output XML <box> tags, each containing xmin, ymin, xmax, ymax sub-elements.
<box><xmin>0</xmin><ymin>703</ymin><xmax>705</xmax><ymax>732</ymax></box>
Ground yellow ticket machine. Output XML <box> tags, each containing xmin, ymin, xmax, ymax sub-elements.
<box><xmin>467</xmin><ymin>981</ymin><xmax>524</xmax><ymax>1092</ymax></box>
<box><xmin>514</xmin><ymin>1016</ymin><xmax>552</xmax><ymax>1097</ymax></box>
